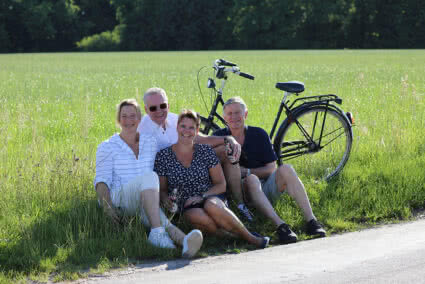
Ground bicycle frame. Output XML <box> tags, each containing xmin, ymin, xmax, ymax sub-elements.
<box><xmin>202</xmin><ymin>58</ymin><xmax>350</xmax><ymax>148</ymax></box>
<box><xmin>204</xmin><ymin>73</ymin><xmax>343</xmax><ymax>151</ymax></box>
<box><xmin>204</xmin><ymin>77</ymin><xmax>228</xmax><ymax>127</ymax></box>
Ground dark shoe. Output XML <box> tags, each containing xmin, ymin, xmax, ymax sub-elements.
<box><xmin>306</xmin><ymin>219</ymin><xmax>326</xmax><ymax>238</ymax></box>
<box><xmin>252</xmin><ymin>232</ymin><xmax>270</xmax><ymax>249</ymax></box>
<box><xmin>237</xmin><ymin>203</ymin><xmax>254</xmax><ymax>223</ymax></box>
<box><xmin>276</xmin><ymin>223</ymin><xmax>298</xmax><ymax>244</ymax></box>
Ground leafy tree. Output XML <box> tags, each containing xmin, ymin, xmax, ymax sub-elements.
<box><xmin>72</xmin><ymin>0</ymin><xmax>117</xmax><ymax>38</ymax></box>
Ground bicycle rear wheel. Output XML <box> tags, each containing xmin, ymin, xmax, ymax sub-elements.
<box><xmin>273</xmin><ymin>105</ymin><xmax>353</xmax><ymax>181</ymax></box>
<box><xmin>199</xmin><ymin>116</ymin><xmax>221</xmax><ymax>135</ymax></box>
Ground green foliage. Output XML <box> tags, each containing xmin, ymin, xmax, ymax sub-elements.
<box><xmin>73</xmin><ymin>0</ymin><xmax>118</xmax><ymax>37</ymax></box>
<box><xmin>76</xmin><ymin>25</ymin><xmax>122</xmax><ymax>51</ymax></box>
<box><xmin>1</xmin><ymin>0</ymin><xmax>425</xmax><ymax>52</ymax></box>
<box><xmin>0</xmin><ymin>24</ymin><xmax>11</xmax><ymax>52</ymax></box>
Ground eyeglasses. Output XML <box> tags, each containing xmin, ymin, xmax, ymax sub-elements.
<box><xmin>149</xmin><ymin>103</ymin><xmax>167</xmax><ymax>112</ymax></box>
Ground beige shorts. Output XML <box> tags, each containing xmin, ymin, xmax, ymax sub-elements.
<box><xmin>260</xmin><ymin>170</ymin><xmax>281</xmax><ymax>205</ymax></box>
<box><xmin>242</xmin><ymin>170</ymin><xmax>281</xmax><ymax>205</ymax></box>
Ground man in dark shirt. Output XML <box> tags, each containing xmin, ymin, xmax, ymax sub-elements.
<box><xmin>214</xmin><ymin>97</ymin><xmax>326</xmax><ymax>243</ymax></box>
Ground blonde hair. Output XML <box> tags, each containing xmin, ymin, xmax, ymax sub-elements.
<box><xmin>177</xmin><ymin>109</ymin><xmax>200</xmax><ymax>129</ymax></box>
<box><xmin>116</xmin><ymin>98</ymin><xmax>142</xmax><ymax>124</ymax></box>
<box><xmin>223</xmin><ymin>96</ymin><xmax>247</xmax><ymax>112</ymax></box>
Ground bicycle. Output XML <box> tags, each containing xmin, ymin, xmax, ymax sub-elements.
<box><xmin>197</xmin><ymin>59</ymin><xmax>354</xmax><ymax>181</ymax></box>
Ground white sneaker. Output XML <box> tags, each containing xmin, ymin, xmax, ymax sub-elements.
<box><xmin>182</xmin><ymin>229</ymin><xmax>203</xmax><ymax>258</ymax></box>
<box><xmin>148</xmin><ymin>227</ymin><xmax>176</xmax><ymax>249</ymax></box>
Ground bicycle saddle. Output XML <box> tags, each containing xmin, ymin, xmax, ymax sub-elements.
<box><xmin>275</xmin><ymin>81</ymin><xmax>305</xmax><ymax>93</ymax></box>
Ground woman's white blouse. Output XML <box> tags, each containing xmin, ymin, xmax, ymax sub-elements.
<box><xmin>94</xmin><ymin>133</ymin><xmax>158</xmax><ymax>206</ymax></box>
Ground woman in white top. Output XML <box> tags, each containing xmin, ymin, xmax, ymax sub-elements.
<box><xmin>94</xmin><ymin>99</ymin><xmax>203</xmax><ymax>258</ymax></box>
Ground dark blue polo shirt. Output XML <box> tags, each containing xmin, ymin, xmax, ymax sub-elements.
<box><xmin>213</xmin><ymin>126</ymin><xmax>277</xmax><ymax>169</ymax></box>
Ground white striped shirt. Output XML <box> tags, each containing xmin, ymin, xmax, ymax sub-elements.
<box><xmin>94</xmin><ymin>133</ymin><xmax>158</xmax><ymax>207</ymax></box>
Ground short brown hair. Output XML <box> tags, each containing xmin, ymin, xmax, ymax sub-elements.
<box><xmin>116</xmin><ymin>99</ymin><xmax>142</xmax><ymax>124</ymax></box>
<box><xmin>177</xmin><ymin>109</ymin><xmax>200</xmax><ymax>129</ymax></box>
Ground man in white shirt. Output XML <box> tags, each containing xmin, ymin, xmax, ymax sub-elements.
<box><xmin>138</xmin><ymin>87</ymin><xmax>252</xmax><ymax>221</ymax></box>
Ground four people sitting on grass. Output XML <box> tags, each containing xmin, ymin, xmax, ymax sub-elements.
<box><xmin>94</xmin><ymin>90</ymin><xmax>326</xmax><ymax>258</ymax></box>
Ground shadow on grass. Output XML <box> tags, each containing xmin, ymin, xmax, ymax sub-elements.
<box><xmin>0</xmin><ymin>197</ymin><xmax>180</xmax><ymax>280</ymax></box>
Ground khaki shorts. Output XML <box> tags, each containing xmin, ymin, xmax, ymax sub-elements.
<box><xmin>241</xmin><ymin>170</ymin><xmax>282</xmax><ymax>205</ymax></box>
<box><xmin>260</xmin><ymin>170</ymin><xmax>281</xmax><ymax>205</ymax></box>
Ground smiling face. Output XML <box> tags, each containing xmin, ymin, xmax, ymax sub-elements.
<box><xmin>177</xmin><ymin>117</ymin><xmax>198</xmax><ymax>144</ymax></box>
<box><xmin>119</xmin><ymin>105</ymin><xmax>141</xmax><ymax>134</ymax></box>
<box><xmin>223</xmin><ymin>102</ymin><xmax>247</xmax><ymax>131</ymax></box>
<box><xmin>144</xmin><ymin>93</ymin><xmax>169</xmax><ymax>126</ymax></box>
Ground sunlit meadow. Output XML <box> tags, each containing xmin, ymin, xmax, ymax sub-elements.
<box><xmin>0</xmin><ymin>50</ymin><xmax>424</xmax><ymax>282</ymax></box>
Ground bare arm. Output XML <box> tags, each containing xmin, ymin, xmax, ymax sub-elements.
<box><xmin>95</xmin><ymin>182</ymin><xmax>120</xmax><ymax>224</ymax></box>
<box><xmin>241</xmin><ymin>162</ymin><xmax>276</xmax><ymax>179</ymax></box>
<box><xmin>205</xmin><ymin>163</ymin><xmax>227</xmax><ymax>196</ymax></box>
<box><xmin>195</xmin><ymin>133</ymin><xmax>225</xmax><ymax>147</ymax></box>
<box><xmin>195</xmin><ymin>134</ymin><xmax>241</xmax><ymax>161</ymax></box>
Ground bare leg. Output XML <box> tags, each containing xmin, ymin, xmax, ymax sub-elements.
<box><xmin>244</xmin><ymin>175</ymin><xmax>285</xmax><ymax>227</ymax></box>
<box><xmin>166</xmin><ymin>223</ymin><xmax>185</xmax><ymax>246</ymax></box>
<box><xmin>184</xmin><ymin>209</ymin><xmax>237</xmax><ymax>238</ymax></box>
<box><xmin>214</xmin><ymin>145</ymin><xmax>244</xmax><ymax>204</ymax></box>
<box><xmin>184</xmin><ymin>208</ymin><xmax>219</xmax><ymax>234</ymax></box>
<box><xmin>140</xmin><ymin>189</ymin><xmax>161</xmax><ymax>228</ymax></box>
<box><xmin>203</xmin><ymin>198</ymin><xmax>264</xmax><ymax>247</ymax></box>
<box><xmin>276</xmin><ymin>165</ymin><xmax>315</xmax><ymax>221</ymax></box>
<box><xmin>166</xmin><ymin>221</ymin><xmax>204</xmax><ymax>258</ymax></box>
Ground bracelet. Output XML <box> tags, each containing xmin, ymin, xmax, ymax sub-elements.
<box><xmin>246</xmin><ymin>168</ymin><xmax>251</xmax><ymax>177</ymax></box>
<box><xmin>202</xmin><ymin>193</ymin><xmax>209</xmax><ymax>200</ymax></box>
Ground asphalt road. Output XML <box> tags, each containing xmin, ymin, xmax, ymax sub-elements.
<box><xmin>75</xmin><ymin>218</ymin><xmax>425</xmax><ymax>284</ymax></box>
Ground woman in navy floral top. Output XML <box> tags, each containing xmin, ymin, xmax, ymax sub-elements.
<box><xmin>155</xmin><ymin>110</ymin><xmax>269</xmax><ymax>249</ymax></box>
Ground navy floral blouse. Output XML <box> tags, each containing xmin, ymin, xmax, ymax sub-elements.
<box><xmin>154</xmin><ymin>144</ymin><xmax>219</xmax><ymax>210</ymax></box>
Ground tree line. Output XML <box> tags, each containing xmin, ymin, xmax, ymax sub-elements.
<box><xmin>1</xmin><ymin>0</ymin><xmax>424</xmax><ymax>53</ymax></box>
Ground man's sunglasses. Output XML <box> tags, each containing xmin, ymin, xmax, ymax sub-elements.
<box><xmin>149</xmin><ymin>103</ymin><xmax>167</xmax><ymax>112</ymax></box>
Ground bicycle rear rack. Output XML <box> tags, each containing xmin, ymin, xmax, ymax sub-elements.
<box><xmin>288</xmin><ymin>94</ymin><xmax>342</xmax><ymax>110</ymax></box>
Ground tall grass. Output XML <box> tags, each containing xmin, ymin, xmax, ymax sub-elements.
<box><xmin>1</xmin><ymin>50</ymin><xmax>424</xmax><ymax>282</ymax></box>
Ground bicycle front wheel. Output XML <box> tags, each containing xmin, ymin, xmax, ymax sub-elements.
<box><xmin>199</xmin><ymin>116</ymin><xmax>221</xmax><ymax>135</ymax></box>
<box><xmin>274</xmin><ymin>105</ymin><xmax>353</xmax><ymax>181</ymax></box>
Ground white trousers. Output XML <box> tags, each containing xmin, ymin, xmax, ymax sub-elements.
<box><xmin>118</xmin><ymin>171</ymin><xmax>169</xmax><ymax>228</ymax></box>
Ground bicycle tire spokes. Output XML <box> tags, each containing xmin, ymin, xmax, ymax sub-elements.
<box><xmin>279</xmin><ymin>125</ymin><xmax>347</xmax><ymax>157</ymax></box>
<box><xmin>317</xmin><ymin>126</ymin><xmax>347</xmax><ymax>148</ymax></box>
<box><xmin>276</xmin><ymin>106</ymin><xmax>352</xmax><ymax>180</ymax></box>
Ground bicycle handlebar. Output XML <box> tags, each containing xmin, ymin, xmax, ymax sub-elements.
<box><xmin>214</xmin><ymin>59</ymin><xmax>255</xmax><ymax>80</ymax></box>
<box><xmin>238</xmin><ymin>71</ymin><xmax>255</xmax><ymax>80</ymax></box>
<box><xmin>215</xmin><ymin>58</ymin><xmax>237</xmax><ymax>67</ymax></box>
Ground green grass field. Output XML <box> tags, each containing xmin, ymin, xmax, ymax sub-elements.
<box><xmin>1</xmin><ymin>50</ymin><xmax>424</xmax><ymax>282</ymax></box>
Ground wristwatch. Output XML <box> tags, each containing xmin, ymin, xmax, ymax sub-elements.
<box><xmin>246</xmin><ymin>168</ymin><xmax>251</xmax><ymax>177</ymax></box>
<box><xmin>202</xmin><ymin>193</ymin><xmax>209</xmax><ymax>200</ymax></box>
